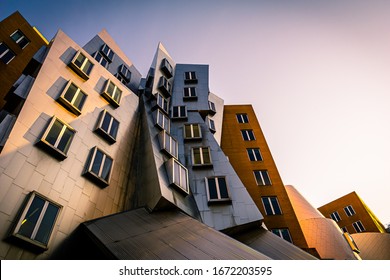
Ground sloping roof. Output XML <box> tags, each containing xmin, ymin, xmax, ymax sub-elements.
<box><xmin>351</xmin><ymin>232</ymin><xmax>390</xmax><ymax>260</ymax></box>
<box><xmin>82</xmin><ymin>208</ymin><xmax>271</xmax><ymax>260</ymax></box>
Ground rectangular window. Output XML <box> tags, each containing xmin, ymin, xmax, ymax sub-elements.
<box><xmin>208</xmin><ymin>101</ymin><xmax>216</xmax><ymax>114</ymax></box>
<box><xmin>184</xmin><ymin>124</ymin><xmax>202</xmax><ymax>140</ymax></box>
<box><xmin>102</xmin><ymin>79</ymin><xmax>122</xmax><ymax>107</ymax></box>
<box><xmin>192</xmin><ymin>147</ymin><xmax>212</xmax><ymax>166</ymax></box>
<box><xmin>118</xmin><ymin>64</ymin><xmax>131</xmax><ymax>82</ymax></box>
<box><xmin>57</xmin><ymin>81</ymin><xmax>87</xmax><ymax>115</ymax></box>
<box><xmin>344</xmin><ymin>205</ymin><xmax>356</xmax><ymax>217</ymax></box>
<box><xmin>101</xmin><ymin>44</ymin><xmax>115</xmax><ymax>61</ymax></box>
<box><xmin>241</xmin><ymin>129</ymin><xmax>255</xmax><ymax>141</ymax></box>
<box><xmin>271</xmin><ymin>228</ymin><xmax>292</xmax><ymax>243</ymax></box>
<box><xmin>165</xmin><ymin>158</ymin><xmax>189</xmax><ymax>194</ymax></box>
<box><xmin>160</xmin><ymin>58</ymin><xmax>173</xmax><ymax>78</ymax></box>
<box><xmin>247</xmin><ymin>148</ymin><xmax>263</xmax><ymax>161</ymax></box>
<box><xmin>262</xmin><ymin>197</ymin><xmax>282</xmax><ymax>215</ymax></box>
<box><xmin>158</xmin><ymin>76</ymin><xmax>172</xmax><ymax>96</ymax></box>
<box><xmin>93</xmin><ymin>52</ymin><xmax>109</xmax><ymax>68</ymax></box>
<box><xmin>253</xmin><ymin>170</ymin><xmax>272</xmax><ymax>186</ymax></box>
<box><xmin>40</xmin><ymin>116</ymin><xmax>76</xmax><ymax>160</ymax></box>
<box><xmin>172</xmin><ymin>106</ymin><xmax>187</xmax><ymax>119</ymax></box>
<box><xmin>206</xmin><ymin>177</ymin><xmax>231</xmax><ymax>203</ymax></box>
<box><xmin>184</xmin><ymin>71</ymin><xmax>197</xmax><ymax>84</ymax></box>
<box><xmin>183</xmin><ymin>87</ymin><xmax>197</xmax><ymax>99</ymax></box>
<box><xmin>156</xmin><ymin>93</ymin><xmax>169</xmax><ymax>113</ymax></box>
<box><xmin>95</xmin><ymin>110</ymin><xmax>120</xmax><ymax>143</ymax></box>
<box><xmin>0</xmin><ymin>42</ymin><xmax>16</xmax><ymax>64</ymax></box>
<box><xmin>11</xmin><ymin>191</ymin><xmax>61</xmax><ymax>250</ymax></box>
<box><xmin>84</xmin><ymin>147</ymin><xmax>113</xmax><ymax>187</ymax></box>
<box><xmin>10</xmin><ymin>30</ymin><xmax>30</xmax><ymax>49</ymax></box>
<box><xmin>341</xmin><ymin>227</ymin><xmax>348</xmax><ymax>233</ymax></box>
<box><xmin>236</xmin><ymin>113</ymin><xmax>249</xmax><ymax>123</ymax></box>
<box><xmin>155</xmin><ymin>109</ymin><xmax>170</xmax><ymax>132</ymax></box>
<box><xmin>69</xmin><ymin>51</ymin><xmax>94</xmax><ymax>80</ymax></box>
<box><xmin>208</xmin><ymin>118</ymin><xmax>216</xmax><ymax>133</ymax></box>
<box><xmin>352</xmin><ymin>221</ymin><xmax>365</xmax><ymax>233</ymax></box>
<box><xmin>330</xmin><ymin>211</ymin><xmax>341</xmax><ymax>222</ymax></box>
<box><xmin>159</xmin><ymin>130</ymin><xmax>178</xmax><ymax>158</ymax></box>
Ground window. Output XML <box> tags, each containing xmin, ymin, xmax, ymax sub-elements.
<box><xmin>155</xmin><ymin>109</ymin><xmax>170</xmax><ymax>132</ymax></box>
<box><xmin>84</xmin><ymin>147</ymin><xmax>113</xmax><ymax>187</ymax></box>
<box><xmin>236</xmin><ymin>113</ymin><xmax>249</xmax><ymax>123</ymax></box>
<box><xmin>69</xmin><ymin>51</ymin><xmax>94</xmax><ymax>80</ymax></box>
<box><xmin>10</xmin><ymin>30</ymin><xmax>29</xmax><ymax>49</ymax></box>
<box><xmin>158</xmin><ymin>76</ymin><xmax>172</xmax><ymax>96</ymax></box>
<box><xmin>160</xmin><ymin>58</ymin><xmax>173</xmax><ymax>78</ymax></box>
<box><xmin>192</xmin><ymin>147</ymin><xmax>212</xmax><ymax>166</ymax></box>
<box><xmin>241</xmin><ymin>129</ymin><xmax>255</xmax><ymax>141</ymax></box>
<box><xmin>159</xmin><ymin>130</ymin><xmax>178</xmax><ymax>158</ymax></box>
<box><xmin>95</xmin><ymin>110</ymin><xmax>120</xmax><ymax>143</ymax></box>
<box><xmin>205</xmin><ymin>177</ymin><xmax>230</xmax><ymax>203</ymax></box>
<box><xmin>118</xmin><ymin>64</ymin><xmax>131</xmax><ymax>82</ymax></box>
<box><xmin>101</xmin><ymin>80</ymin><xmax>122</xmax><ymax>107</ymax></box>
<box><xmin>344</xmin><ymin>205</ymin><xmax>356</xmax><ymax>217</ymax></box>
<box><xmin>39</xmin><ymin>116</ymin><xmax>75</xmax><ymax>160</ymax></box>
<box><xmin>11</xmin><ymin>191</ymin><xmax>61</xmax><ymax>250</ymax></box>
<box><xmin>183</xmin><ymin>87</ymin><xmax>197</xmax><ymax>99</ymax></box>
<box><xmin>253</xmin><ymin>170</ymin><xmax>272</xmax><ymax>186</ymax></box>
<box><xmin>352</xmin><ymin>221</ymin><xmax>365</xmax><ymax>233</ymax></box>
<box><xmin>93</xmin><ymin>52</ymin><xmax>109</xmax><ymax>68</ymax></box>
<box><xmin>271</xmin><ymin>228</ymin><xmax>292</xmax><ymax>243</ymax></box>
<box><xmin>156</xmin><ymin>93</ymin><xmax>169</xmax><ymax>113</ymax></box>
<box><xmin>341</xmin><ymin>227</ymin><xmax>348</xmax><ymax>233</ymax></box>
<box><xmin>172</xmin><ymin>106</ymin><xmax>187</xmax><ymax>119</ymax></box>
<box><xmin>247</xmin><ymin>148</ymin><xmax>263</xmax><ymax>161</ymax></box>
<box><xmin>184</xmin><ymin>124</ymin><xmax>202</xmax><ymax>140</ymax></box>
<box><xmin>0</xmin><ymin>42</ymin><xmax>16</xmax><ymax>64</ymax></box>
<box><xmin>184</xmin><ymin>71</ymin><xmax>197</xmax><ymax>84</ymax></box>
<box><xmin>208</xmin><ymin>101</ymin><xmax>216</xmax><ymax>114</ymax></box>
<box><xmin>57</xmin><ymin>81</ymin><xmax>87</xmax><ymax>115</ymax></box>
<box><xmin>100</xmin><ymin>44</ymin><xmax>115</xmax><ymax>61</ymax></box>
<box><xmin>262</xmin><ymin>197</ymin><xmax>282</xmax><ymax>215</ymax></box>
<box><xmin>208</xmin><ymin>118</ymin><xmax>216</xmax><ymax>133</ymax></box>
<box><xmin>330</xmin><ymin>211</ymin><xmax>341</xmax><ymax>222</ymax></box>
<box><xmin>165</xmin><ymin>158</ymin><xmax>189</xmax><ymax>194</ymax></box>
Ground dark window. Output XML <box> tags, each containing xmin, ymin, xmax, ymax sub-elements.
<box><xmin>0</xmin><ymin>42</ymin><xmax>16</xmax><ymax>64</ymax></box>
<box><xmin>344</xmin><ymin>205</ymin><xmax>356</xmax><ymax>217</ymax></box>
<box><xmin>172</xmin><ymin>106</ymin><xmax>187</xmax><ymax>119</ymax></box>
<box><xmin>84</xmin><ymin>147</ymin><xmax>113</xmax><ymax>187</ymax></box>
<box><xmin>208</xmin><ymin>118</ymin><xmax>216</xmax><ymax>133</ymax></box>
<box><xmin>236</xmin><ymin>113</ymin><xmax>249</xmax><ymax>123</ymax></box>
<box><xmin>57</xmin><ymin>81</ymin><xmax>87</xmax><ymax>115</ymax></box>
<box><xmin>192</xmin><ymin>147</ymin><xmax>212</xmax><ymax>166</ymax></box>
<box><xmin>101</xmin><ymin>44</ymin><xmax>115</xmax><ymax>61</ymax></box>
<box><xmin>183</xmin><ymin>87</ymin><xmax>197</xmax><ymax>99</ymax></box>
<box><xmin>352</xmin><ymin>221</ymin><xmax>365</xmax><ymax>233</ymax></box>
<box><xmin>157</xmin><ymin>93</ymin><xmax>169</xmax><ymax>113</ymax></box>
<box><xmin>93</xmin><ymin>52</ymin><xmax>109</xmax><ymax>68</ymax></box>
<box><xmin>10</xmin><ymin>30</ymin><xmax>30</xmax><ymax>49</ymax></box>
<box><xmin>95</xmin><ymin>110</ymin><xmax>120</xmax><ymax>143</ymax></box>
<box><xmin>241</xmin><ymin>129</ymin><xmax>255</xmax><ymax>141</ymax></box>
<box><xmin>271</xmin><ymin>228</ymin><xmax>293</xmax><ymax>243</ymax></box>
<box><xmin>247</xmin><ymin>148</ymin><xmax>263</xmax><ymax>161</ymax></box>
<box><xmin>69</xmin><ymin>51</ymin><xmax>94</xmax><ymax>79</ymax></box>
<box><xmin>330</xmin><ymin>211</ymin><xmax>341</xmax><ymax>222</ymax></box>
<box><xmin>158</xmin><ymin>76</ymin><xmax>172</xmax><ymax>96</ymax></box>
<box><xmin>160</xmin><ymin>58</ymin><xmax>173</xmax><ymax>78</ymax></box>
<box><xmin>102</xmin><ymin>80</ymin><xmax>122</xmax><ymax>107</ymax></box>
<box><xmin>206</xmin><ymin>177</ymin><xmax>230</xmax><ymax>202</ymax></box>
<box><xmin>159</xmin><ymin>130</ymin><xmax>178</xmax><ymax>158</ymax></box>
<box><xmin>208</xmin><ymin>101</ymin><xmax>216</xmax><ymax>114</ymax></box>
<box><xmin>165</xmin><ymin>158</ymin><xmax>189</xmax><ymax>194</ymax></box>
<box><xmin>262</xmin><ymin>197</ymin><xmax>282</xmax><ymax>215</ymax></box>
<box><xmin>253</xmin><ymin>170</ymin><xmax>271</xmax><ymax>186</ymax></box>
<box><xmin>184</xmin><ymin>71</ymin><xmax>197</xmax><ymax>84</ymax></box>
<box><xmin>184</xmin><ymin>124</ymin><xmax>202</xmax><ymax>140</ymax></box>
<box><xmin>118</xmin><ymin>64</ymin><xmax>131</xmax><ymax>82</ymax></box>
<box><xmin>156</xmin><ymin>109</ymin><xmax>170</xmax><ymax>131</ymax></box>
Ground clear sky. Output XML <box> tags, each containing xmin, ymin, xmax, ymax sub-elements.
<box><xmin>1</xmin><ymin>0</ymin><xmax>389</xmax><ymax>225</ymax></box>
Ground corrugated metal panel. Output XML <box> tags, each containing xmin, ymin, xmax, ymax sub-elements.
<box><xmin>83</xmin><ymin>208</ymin><xmax>271</xmax><ymax>260</ymax></box>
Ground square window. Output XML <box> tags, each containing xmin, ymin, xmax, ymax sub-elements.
<box><xmin>165</xmin><ymin>158</ymin><xmax>189</xmax><ymax>195</ymax></box>
<box><xmin>101</xmin><ymin>79</ymin><xmax>122</xmax><ymax>107</ymax></box>
<box><xmin>253</xmin><ymin>170</ymin><xmax>271</xmax><ymax>186</ymax></box>
<box><xmin>192</xmin><ymin>147</ymin><xmax>212</xmax><ymax>167</ymax></box>
<box><xmin>208</xmin><ymin>101</ymin><xmax>216</xmax><ymax>115</ymax></box>
<box><xmin>208</xmin><ymin>118</ymin><xmax>216</xmax><ymax>133</ymax></box>
<box><xmin>11</xmin><ymin>191</ymin><xmax>62</xmax><ymax>250</ymax></box>
<box><xmin>330</xmin><ymin>211</ymin><xmax>341</xmax><ymax>222</ymax></box>
<box><xmin>236</xmin><ymin>113</ymin><xmax>249</xmax><ymax>123</ymax></box>
<box><xmin>247</xmin><ymin>148</ymin><xmax>263</xmax><ymax>161</ymax></box>
<box><xmin>118</xmin><ymin>64</ymin><xmax>131</xmax><ymax>82</ymax></box>
<box><xmin>172</xmin><ymin>106</ymin><xmax>187</xmax><ymax>119</ymax></box>
<box><xmin>184</xmin><ymin>123</ymin><xmax>202</xmax><ymax>140</ymax></box>
<box><xmin>158</xmin><ymin>76</ymin><xmax>172</xmax><ymax>96</ymax></box>
<box><xmin>352</xmin><ymin>221</ymin><xmax>365</xmax><ymax>233</ymax></box>
<box><xmin>160</xmin><ymin>58</ymin><xmax>173</xmax><ymax>78</ymax></box>
<box><xmin>159</xmin><ymin>130</ymin><xmax>178</xmax><ymax>158</ymax></box>
<box><xmin>183</xmin><ymin>87</ymin><xmax>197</xmax><ymax>100</ymax></box>
<box><xmin>95</xmin><ymin>110</ymin><xmax>120</xmax><ymax>144</ymax></box>
<box><xmin>206</xmin><ymin>177</ymin><xmax>231</xmax><ymax>203</ymax></box>
<box><xmin>10</xmin><ymin>30</ymin><xmax>30</xmax><ymax>49</ymax></box>
<box><xmin>156</xmin><ymin>93</ymin><xmax>169</xmax><ymax>113</ymax></box>
<box><xmin>57</xmin><ymin>81</ymin><xmax>87</xmax><ymax>115</ymax></box>
<box><xmin>262</xmin><ymin>196</ymin><xmax>282</xmax><ymax>215</ymax></box>
<box><xmin>83</xmin><ymin>146</ymin><xmax>113</xmax><ymax>187</ymax></box>
<box><xmin>39</xmin><ymin>116</ymin><xmax>76</xmax><ymax>160</ymax></box>
<box><xmin>344</xmin><ymin>205</ymin><xmax>356</xmax><ymax>217</ymax></box>
<box><xmin>0</xmin><ymin>42</ymin><xmax>16</xmax><ymax>64</ymax></box>
<box><xmin>271</xmin><ymin>228</ymin><xmax>292</xmax><ymax>243</ymax></box>
<box><xmin>100</xmin><ymin>44</ymin><xmax>115</xmax><ymax>61</ymax></box>
<box><xmin>93</xmin><ymin>52</ymin><xmax>109</xmax><ymax>68</ymax></box>
<box><xmin>69</xmin><ymin>51</ymin><xmax>94</xmax><ymax>80</ymax></box>
<box><xmin>241</xmin><ymin>129</ymin><xmax>255</xmax><ymax>141</ymax></box>
<box><xmin>155</xmin><ymin>109</ymin><xmax>170</xmax><ymax>132</ymax></box>
<box><xmin>184</xmin><ymin>71</ymin><xmax>197</xmax><ymax>84</ymax></box>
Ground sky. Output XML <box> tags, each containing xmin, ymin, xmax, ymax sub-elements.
<box><xmin>1</xmin><ymin>0</ymin><xmax>389</xmax><ymax>225</ymax></box>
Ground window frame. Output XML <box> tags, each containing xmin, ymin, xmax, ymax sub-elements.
<box><xmin>93</xmin><ymin>51</ymin><xmax>109</xmax><ymax>68</ymax></box>
<box><xmin>183</xmin><ymin>87</ymin><xmax>197</xmax><ymax>100</ymax></box>
<box><xmin>352</xmin><ymin>220</ymin><xmax>365</xmax><ymax>233</ymax></box>
<box><xmin>271</xmin><ymin>228</ymin><xmax>293</xmax><ymax>243</ymax></box>
<box><xmin>156</xmin><ymin>93</ymin><xmax>169</xmax><ymax>114</ymax></box>
<box><xmin>94</xmin><ymin>109</ymin><xmax>120</xmax><ymax>144</ymax></box>
<box><xmin>183</xmin><ymin>123</ymin><xmax>202</xmax><ymax>140</ymax></box>
<box><xmin>155</xmin><ymin>109</ymin><xmax>170</xmax><ymax>132</ymax></box>
<box><xmin>330</xmin><ymin>211</ymin><xmax>342</xmax><ymax>222</ymax></box>
<box><xmin>184</xmin><ymin>71</ymin><xmax>198</xmax><ymax>84</ymax></box>
<box><xmin>262</xmin><ymin>196</ymin><xmax>282</xmax><ymax>215</ymax></box>
<box><xmin>0</xmin><ymin>42</ymin><xmax>16</xmax><ymax>64</ymax></box>
<box><xmin>247</xmin><ymin>148</ymin><xmax>263</xmax><ymax>161</ymax></box>
<box><xmin>158</xmin><ymin>75</ymin><xmax>172</xmax><ymax>96</ymax></box>
<box><xmin>101</xmin><ymin>79</ymin><xmax>122</xmax><ymax>108</ymax></box>
<box><xmin>165</xmin><ymin>157</ymin><xmax>189</xmax><ymax>195</ymax></box>
<box><xmin>253</xmin><ymin>170</ymin><xmax>272</xmax><ymax>186</ymax></box>
<box><xmin>69</xmin><ymin>50</ymin><xmax>94</xmax><ymax>80</ymax></box>
<box><xmin>191</xmin><ymin>146</ymin><xmax>212</xmax><ymax>167</ymax></box>
<box><xmin>171</xmin><ymin>105</ymin><xmax>187</xmax><ymax>119</ymax></box>
<box><xmin>236</xmin><ymin>113</ymin><xmax>249</xmax><ymax>123</ymax></box>
<box><xmin>118</xmin><ymin>64</ymin><xmax>131</xmax><ymax>82</ymax></box>
<box><xmin>208</xmin><ymin>101</ymin><xmax>216</xmax><ymax>115</ymax></box>
<box><xmin>83</xmin><ymin>146</ymin><xmax>114</xmax><ymax>187</ymax></box>
<box><xmin>208</xmin><ymin>117</ymin><xmax>216</xmax><ymax>133</ymax></box>
<box><xmin>205</xmin><ymin>177</ymin><xmax>231</xmax><ymax>203</ymax></box>
<box><xmin>344</xmin><ymin>205</ymin><xmax>356</xmax><ymax>217</ymax></box>
<box><xmin>100</xmin><ymin>44</ymin><xmax>115</xmax><ymax>61</ymax></box>
<box><xmin>11</xmin><ymin>191</ymin><xmax>62</xmax><ymax>250</ymax></box>
<box><xmin>160</xmin><ymin>58</ymin><xmax>173</xmax><ymax>78</ymax></box>
<box><xmin>57</xmin><ymin>80</ymin><xmax>87</xmax><ymax>115</ymax></box>
<box><xmin>241</xmin><ymin>129</ymin><xmax>256</xmax><ymax>141</ymax></box>
<box><xmin>10</xmin><ymin>29</ymin><xmax>30</xmax><ymax>49</ymax></box>
<box><xmin>158</xmin><ymin>130</ymin><xmax>178</xmax><ymax>158</ymax></box>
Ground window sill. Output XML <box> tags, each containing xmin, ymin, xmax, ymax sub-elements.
<box><xmin>101</xmin><ymin>92</ymin><xmax>120</xmax><ymax>108</ymax></box>
<box><xmin>68</xmin><ymin>62</ymin><xmax>90</xmax><ymax>80</ymax></box>
<box><xmin>36</xmin><ymin>140</ymin><xmax>68</xmax><ymax>161</ymax></box>
<box><xmin>57</xmin><ymin>96</ymin><xmax>82</xmax><ymax>116</ymax></box>
<box><xmin>83</xmin><ymin>171</ymin><xmax>109</xmax><ymax>188</ymax></box>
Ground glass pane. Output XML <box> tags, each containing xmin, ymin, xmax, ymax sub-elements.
<box><xmin>101</xmin><ymin>156</ymin><xmax>112</xmax><ymax>181</ymax></box>
<box><xmin>113</xmin><ymin>88</ymin><xmax>121</xmax><ymax>102</ymax></box>
<box><xmin>193</xmin><ymin>148</ymin><xmax>201</xmax><ymax>164</ymax></box>
<box><xmin>262</xmin><ymin>197</ymin><xmax>272</xmax><ymax>215</ymax></box>
<box><xmin>18</xmin><ymin>196</ymin><xmax>45</xmax><ymax>238</ymax></box>
<box><xmin>242</xmin><ymin>131</ymin><xmax>249</xmax><ymax>141</ymax></box>
<box><xmin>173</xmin><ymin>161</ymin><xmax>180</xmax><ymax>185</ymax></box>
<box><xmin>11</xmin><ymin>31</ymin><xmax>22</xmax><ymax>41</ymax></box>
<box><xmin>218</xmin><ymin>178</ymin><xmax>229</xmax><ymax>199</ymax></box>
<box><xmin>254</xmin><ymin>171</ymin><xmax>264</xmax><ymax>185</ymax></box>
<box><xmin>208</xmin><ymin>179</ymin><xmax>218</xmax><ymax>200</ymax></box>
<box><xmin>247</xmin><ymin>149</ymin><xmax>255</xmax><ymax>161</ymax></box>
<box><xmin>185</xmin><ymin>125</ymin><xmax>192</xmax><ymax>138</ymax></box>
<box><xmin>281</xmin><ymin>229</ymin><xmax>292</xmax><ymax>243</ymax></box>
<box><xmin>91</xmin><ymin>149</ymin><xmax>103</xmax><ymax>175</ymax></box>
<box><xmin>180</xmin><ymin>106</ymin><xmax>186</xmax><ymax>117</ymax></box>
<box><xmin>262</xmin><ymin>171</ymin><xmax>271</xmax><ymax>185</ymax></box>
<box><xmin>171</xmin><ymin>139</ymin><xmax>177</xmax><ymax>157</ymax></box>
<box><xmin>83</xmin><ymin>60</ymin><xmax>93</xmax><ymax>75</ymax></box>
<box><xmin>173</xmin><ymin>107</ymin><xmax>178</xmax><ymax>117</ymax></box>
<box><xmin>64</xmin><ymin>83</ymin><xmax>78</xmax><ymax>103</ymax></box>
<box><xmin>163</xmin><ymin>116</ymin><xmax>169</xmax><ymax>130</ymax></box>
<box><xmin>57</xmin><ymin>127</ymin><xmax>74</xmax><ymax>153</ymax></box>
<box><xmin>101</xmin><ymin>113</ymin><xmax>111</xmax><ymax>133</ymax></box>
<box><xmin>109</xmin><ymin>118</ymin><xmax>119</xmax><ymax>139</ymax></box>
<box><xmin>254</xmin><ymin>149</ymin><xmax>262</xmax><ymax>161</ymax></box>
<box><xmin>202</xmin><ymin>148</ymin><xmax>211</xmax><ymax>164</ymax></box>
<box><xmin>248</xmin><ymin>130</ymin><xmax>255</xmax><ymax>140</ymax></box>
<box><xmin>270</xmin><ymin>197</ymin><xmax>281</xmax><ymax>215</ymax></box>
<box><xmin>1</xmin><ymin>50</ymin><xmax>15</xmax><ymax>63</ymax></box>
<box><xmin>193</xmin><ymin>124</ymin><xmax>200</xmax><ymax>138</ymax></box>
<box><xmin>180</xmin><ymin>166</ymin><xmax>187</xmax><ymax>191</ymax></box>
<box><xmin>190</xmin><ymin>87</ymin><xmax>196</xmax><ymax>96</ymax></box>
<box><xmin>34</xmin><ymin>203</ymin><xmax>59</xmax><ymax>244</ymax></box>
<box><xmin>45</xmin><ymin>120</ymin><xmax>62</xmax><ymax>146</ymax></box>
<box><xmin>107</xmin><ymin>81</ymin><xmax>115</xmax><ymax>95</ymax></box>
<box><xmin>243</xmin><ymin>114</ymin><xmax>249</xmax><ymax>123</ymax></box>
<box><xmin>72</xmin><ymin>90</ymin><xmax>86</xmax><ymax>110</ymax></box>
<box><xmin>74</xmin><ymin>53</ymin><xmax>85</xmax><ymax>68</ymax></box>
<box><xmin>165</xmin><ymin>133</ymin><xmax>171</xmax><ymax>152</ymax></box>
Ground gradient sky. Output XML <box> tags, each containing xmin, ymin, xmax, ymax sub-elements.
<box><xmin>1</xmin><ymin>0</ymin><xmax>389</xmax><ymax>225</ymax></box>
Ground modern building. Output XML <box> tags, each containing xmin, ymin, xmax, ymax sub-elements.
<box><xmin>0</xmin><ymin>11</ymin><xmax>360</xmax><ymax>260</ymax></box>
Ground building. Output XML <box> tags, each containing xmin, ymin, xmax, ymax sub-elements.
<box><xmin>0</xmin><ymin>11</ymin><xmax>359</xmax><ymax>260</ymax></box>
